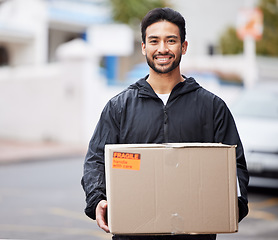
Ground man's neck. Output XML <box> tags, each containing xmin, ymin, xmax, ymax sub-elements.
<box><xmin>146</xmin><ymin>69</ymin><xmax>184</xmax><ymax>94</ymax></box>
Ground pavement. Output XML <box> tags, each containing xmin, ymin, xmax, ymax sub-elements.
<box><xmin>0</xmin><ymin>139</ymin><xmax>87</xmax><ymax>165</ymax></box>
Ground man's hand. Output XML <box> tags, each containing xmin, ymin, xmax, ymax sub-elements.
<box><xmin>96</xmin><ymin>200</ymin><xmax>110</xmax><ymax>233</ymax></box>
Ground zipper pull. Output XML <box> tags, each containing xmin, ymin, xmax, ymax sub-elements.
<box><xmin>164</xmin><ymin>107</ymin><xmax>168</xmax><ymax>123</ymax></box>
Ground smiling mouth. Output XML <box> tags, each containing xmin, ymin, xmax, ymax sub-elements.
<box><xmin>154</xmin><ymin>55</ymin><xmax>173</xmax><ymax>64</ymax></box>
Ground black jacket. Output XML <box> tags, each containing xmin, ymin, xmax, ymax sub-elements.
<box><xmin>82</xmin><ymin>76</ymin><xmax>249</xmax><ymax>224</ymax></box>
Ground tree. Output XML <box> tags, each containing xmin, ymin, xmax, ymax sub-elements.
<box><xmin>219</xmin><ymin>26</ymin><xmax>243</xmax><ymax>55</ymax></box>
<box><xmin>256</xmin><ymin>0</ymin><xmax>278</xmax><ymax>56</ymax></box>
<box><xmin>109</xmin><ymin>0</ymin><xmax>170</xmax><ymax>26</ymax></box>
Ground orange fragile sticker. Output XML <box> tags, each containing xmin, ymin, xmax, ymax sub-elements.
<box><xmin>112</xmin><ymin>152</ymin><xmax>141</xmax><ymax>170</ymax></box>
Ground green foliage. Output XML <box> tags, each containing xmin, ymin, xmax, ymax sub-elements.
<box><xmin>219</xmin><ymin>26</ymin><xmax>243</xmax><ymax>55</ymax></box>
<box><xmin>256</xmin><ymin>0</ymin><xmax>278</xmax><ymax>56</ymax></box>
<box><xmin>219</xmin><ymin>0</ymin><xmax>278</xmax><ymax>56</ymax></box>
<box><xmin>109</xmin><ymin>0</ymin><xmax>170</xmax><ymax>26</ymax></box>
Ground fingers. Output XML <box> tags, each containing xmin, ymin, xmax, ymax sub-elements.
<box><xmin>96</xmin><ymin>200</ymin><xmax>110</xmax><ymax>233</ymax></box>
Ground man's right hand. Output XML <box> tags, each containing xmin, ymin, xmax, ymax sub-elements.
<box><xmin>96</xmin><ymin>200</ymin><xmax>110</xmax><ymax>233</ymax></box>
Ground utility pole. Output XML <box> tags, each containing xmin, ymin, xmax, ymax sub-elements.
<box><xmin>237</xmin><ymin>0</ymin><xmax>263</xmax><ymax>88</ymax></box>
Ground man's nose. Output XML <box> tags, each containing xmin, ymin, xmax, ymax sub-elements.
<box><xmin>158</xmin><ymin>41</ymin><xmax>169</xmax><ymax>53</ymax></box>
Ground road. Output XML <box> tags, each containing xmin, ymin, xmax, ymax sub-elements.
<box><xmin>0</xmin><ymin>157</ymin><xmax>277</xmax><ymax>240</ymax></box>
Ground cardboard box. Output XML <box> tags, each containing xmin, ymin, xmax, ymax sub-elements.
<box><xmin>105</xmin><ymin>143</ymin><xmax>238</xmax><ymax>235</ymax></box>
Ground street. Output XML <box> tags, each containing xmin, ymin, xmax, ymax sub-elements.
<box><xmin>0</xmin><ymin>157</ymin><xmax>277</xmax><ymax>240</ymax></box>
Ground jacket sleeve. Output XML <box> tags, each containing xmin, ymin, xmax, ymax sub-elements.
<box><xmin>81</xmin><ymin>99</ymin><xmax>120</xmax><ymax>220</ymax></box>
<box><xmin>213</xmin><ymin>97</ymin><xmax>249</xmax><ymax>222</ymax></box>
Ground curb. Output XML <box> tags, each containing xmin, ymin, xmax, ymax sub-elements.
<box><xmin>0</xmin><ymin>140</ymin><xmax>86</xmax><ymax>165</ymax></box>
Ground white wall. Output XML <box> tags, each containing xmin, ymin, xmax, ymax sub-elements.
<box><xmin>0</xmin><ymin>50</ymin><xmax>123</xmax><ymax>145</ymax></box>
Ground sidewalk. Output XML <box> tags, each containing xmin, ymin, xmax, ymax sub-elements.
<box><xmin>0</xmin><ymin>139</ymin><xmax>87</xmax><ymax>164</ymax></box>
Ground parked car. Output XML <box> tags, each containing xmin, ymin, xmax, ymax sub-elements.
<box><xmin>231</xmin><ymin>82</ymin><xmax>278</xmax><ymax>188</ymax></box>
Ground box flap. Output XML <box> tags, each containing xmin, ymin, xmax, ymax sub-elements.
<box><xmin>162</xmin><ymin>143</ymin><xmax>236</xmax><ymax>148</ymax></box>
<box><xmin>105</xmin><ymin>143</ymin><xmax>236</xmax><ymax>150</ymax></box>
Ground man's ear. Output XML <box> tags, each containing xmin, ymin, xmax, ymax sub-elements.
<box><xmin>141</xmin><ymin>42</ymin><xmax>146</xmax><ymax>56</ymax></box>
<box><xmin>182</xmin><ymin>41</ymin><xmax>188</xmax><ymax>55</ymax></box>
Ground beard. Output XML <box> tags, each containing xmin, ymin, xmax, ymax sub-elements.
<box><xmin>145</xmin><ymin>51</ymin><xmax>182</xmax><ymax>74</ymax></box>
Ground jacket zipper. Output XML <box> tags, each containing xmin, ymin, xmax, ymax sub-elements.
<box><xmin>163</xmin><ymin>105</ymin><xmax>169</xmax><ymax>143</ymax></box>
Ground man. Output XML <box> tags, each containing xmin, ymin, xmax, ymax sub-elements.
<box><xmin>82</xmin><ymin>7</ymin><xmax>249</xmax><ymax>240</ymax></box>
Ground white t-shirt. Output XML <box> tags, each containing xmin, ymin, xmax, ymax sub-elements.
<box><xmin>156</xmin><ymin>93</ymin><xmax>170</xmax><ymax>105</ymax></box>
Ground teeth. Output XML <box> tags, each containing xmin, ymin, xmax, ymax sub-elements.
<box><xmin>157</xmin><ymin>58</ymin><xmax>169</xmax><ymax>61</ymax></box>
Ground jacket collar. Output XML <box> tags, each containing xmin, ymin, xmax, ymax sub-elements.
<box><xmin>129</xmin><ymin>75</ymin><xmax>201</xmax><ymax>99</ymax></box>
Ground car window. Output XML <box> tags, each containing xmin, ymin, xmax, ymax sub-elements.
<box><xmin>232</xmin><ymin>89</ymin><xmax>278</xmax><ymax>119</ymax></box>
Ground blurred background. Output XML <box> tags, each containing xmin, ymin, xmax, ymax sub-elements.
<box><xmin>0</xmin><ymin>0</ymin><xmax>277</xmax><ymax>239</ymax></box>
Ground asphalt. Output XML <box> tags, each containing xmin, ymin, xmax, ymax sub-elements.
<box><xmin>0</xmin><ymin>139</ymin><xmax>87</xmax><ymax>165</ymax></box>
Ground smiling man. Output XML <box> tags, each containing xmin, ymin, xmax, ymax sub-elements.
<box><xmin>82</xmin><ymin>8</ymin><xmax>249</xmax><ymax>240</ymax></box>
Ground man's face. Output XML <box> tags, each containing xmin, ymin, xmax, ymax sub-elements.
<box><xmin>142</xmin><ymin>21</ymin><xmax>187</xmax><ymax>74</ymax></box>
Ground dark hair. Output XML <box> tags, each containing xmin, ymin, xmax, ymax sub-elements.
<box><xmin>141</xmin><ymin>7</ymin><xmax>186</xmax><ymax>44</ymax></box>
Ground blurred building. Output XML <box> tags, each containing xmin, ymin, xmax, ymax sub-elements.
<box><xmin>0</xmin><ymin>0</ymin><xmax>111</xmax><ymax>66</ymax></box>
<box><xmin>173</xmin><ymin>0</ymin><xmax>249</xmax><ymax>56</ymax></box>
<box><xmin>0</xmin><ymin>0</ymin><xmax>119</xmax><ymax>144</ymax></box>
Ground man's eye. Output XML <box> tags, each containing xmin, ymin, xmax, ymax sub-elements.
<box><xmin>150</xmin><ymin>40</ymin><xmax>158</xmax><ymax>44</ymax></box>
<box><xmin>168</xmin><ymin>39</ymin><xmax>176</xmax><ymax>43</ymax></box>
